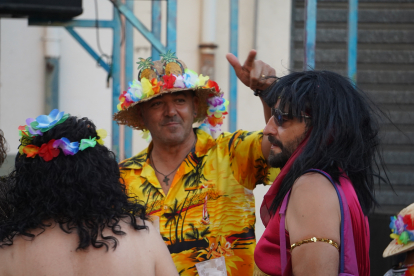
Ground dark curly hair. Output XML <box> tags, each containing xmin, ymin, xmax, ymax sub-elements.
<box><xmin>0</xmin><ymin>116</ymin><xmax>147</xmax><ymax>251</ymax></box>
<box><xmin>0</xmin><ymin>129</ymin><xmax>6</xmax><ymax>167</ymax></box>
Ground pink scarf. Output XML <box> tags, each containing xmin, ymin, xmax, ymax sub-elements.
<box><xmin>260</xmin><ymin>136</ymin><xmax>309</xmax><ymax>227</ymax></box>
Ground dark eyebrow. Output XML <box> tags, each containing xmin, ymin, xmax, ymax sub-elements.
<box><xmin>172</xmin><ymin>92</ymin><xmax>188</xmax><ymax>98</ymax></box>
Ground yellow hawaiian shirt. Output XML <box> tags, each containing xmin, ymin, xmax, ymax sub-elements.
<box><xmin>119</xmin><ymin>128</ymin><xmax>279</xmax><ymax>276</ymax></box>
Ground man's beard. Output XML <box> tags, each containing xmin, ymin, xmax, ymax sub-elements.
<box><xmin>267</xmin><ymin>135</ymin><xmax>304</xmax><ymax>168</ymax></box>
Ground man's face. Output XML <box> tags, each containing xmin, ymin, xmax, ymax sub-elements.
<box><xmin>140</xmin><ymin>91</ymin><xmax>198</xmax><ymax>146</ymax></box>
<box><xmin>263</xmin><ymin>100</ymin><xmax>308</xmax><ymax>168</ymax></box>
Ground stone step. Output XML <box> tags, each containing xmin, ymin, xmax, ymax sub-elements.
<box><xmin>381</xmin><ymin>150</ymin><xmax>414</xmax><ymax>165</ymax></box>
<box><xmin>294</xmin><ymin>29</ymin><xmax>414</xmax><ymax>43</ymax></box>
<box><xmin>365</xmin><ymin>90</ymin><xmax>414</xmax><ymax>104</ymax></box>
<box><xmin>378</xmin><ymin>110</ymin><xmax>414</xmax><ymax>125</ymax></box>
<box><xmin>291</xmin><ymin>66</ymin><xmax>414</xmax><ymax>84</ymax></box>
<box><xmin>293</xmin><ymin>49</ymin><xmax>414</xmax><ymax>63</ymax></box>
<box><xmin>380</xmin><ymin>168</ymin><xmax>414</xmax><ymax>185</ymax></box>
<box><xmin>297</xmin><ymin>0</ymin><xmax>414</xmax><ymax>4</ymax></box>
<box><xmin>375</xmin><ymin>186</ymin><xmax>414</xmax><ymax>206</ymax></box>
<box><xmin>296</xmin><ymin>9</ymin><xmax>414</xmax><ymax>24</ymax></box>
<box><xmin>379</xmin><ymin>129</ymin><xmax>414</xmax><ymax>145</ymax></box>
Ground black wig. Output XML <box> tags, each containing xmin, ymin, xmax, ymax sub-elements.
<box><xmin>0</xmin><ymin>116</ymin><xmax>147</xmax><ymax>250</ymax></box>
<box><xmin>264</xmin><ymin>70</ymin><xmax>387</xmax><ymax>216</ymax></box>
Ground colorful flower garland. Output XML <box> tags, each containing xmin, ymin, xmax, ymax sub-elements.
<box><xmin>18</xmin><ymin>109</ymin><xmax>107</xmax><ymax>162</ymax></box>
<box><xmin>389</xmin><ymin>214</ymin><xmax>414</xmax><ymax>245</ymax></box>
<box><xmin>117</xmin><ymin>68</ymin><xmax>228</xmax><ymax>137</ymax></box>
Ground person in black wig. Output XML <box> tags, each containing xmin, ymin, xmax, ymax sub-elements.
<box><xmin>0</xmin><ymin>113</ymin><xmax>178</xmax><ymax>276</ymax></box>
<box><xmin>228</xmin><ymin>52</ymin><xmax>387</xmax><ymax>276</ymax></box>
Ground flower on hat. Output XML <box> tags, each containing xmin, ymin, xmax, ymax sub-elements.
<box><xmin>30</xmin><ymin>109</ymin><xmax>69</xmax><ymax>133</ymax></box>
<box><xmin>118</xmin><ymin>91</ymin><xmax>133</xmax><ymax>111</ymax></box>
<box><xmin>39</xmin><ymin>139</ymin><xmax>60</xmax><ymax>161</ymax></box>
<box><xmin>173</xmin><ymin>75</ymin><xmax>186</xmax><ymax>88</ymax></box>
<box><xmin>204</xmin><ymin>80</ymin><xmax>220</xmax><ymax>92</ymax></box>
<box><xmin>403</xmin><ymin>214</ymin><xmax>414</xmax><ymax>230</ymax></box>
<box><xmin>128</xmin><ymin>79</ymin><xmax>143</xmax><ymax>101</ymax></box>
<box><xmin>162</xmin><ymin>74</ymin><xmax>177</xmax><ymax>89</ymax></box>
<box><xmin>198</xmin><ymin>74</ymin><xmax>209</xmax><ymax>87</ymax></box>
<box><xmin>53</xmin><ymin>138</ymin><xmax>80</xmax><ymax>156</ymax></box>
<box><xmin>23</xmin><ymin>145</ymin><xmax>40</xmax><ymax>158</ymax></box>
<box><xmin>151</xmin><ymin>78</ymin><xmax>161</xmax><ymax>94</ymax></box>
<box><xmin>183</xmin><ymin>69</ymin><xmax>198</xmax><ymax>88</ymax></box>
<box><xmin>79</xmin><ymin>137</ymin><xmax>97</xmax><ymax>151</ymax></box>
<box><xmin>142</xmin><ymin>78</ymin><xmax>155</xmax><ymax>98</ymax></box>
<box><xmin>389</xmin><ymin>214</ymin><xmax>414</xmax><ymax>245</ymax></box>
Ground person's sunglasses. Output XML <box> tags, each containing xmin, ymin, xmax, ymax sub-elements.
<box><xmin>271</xmin><ymin>108</ymin><xmax>311</xmax><ymax>127</ymax></box>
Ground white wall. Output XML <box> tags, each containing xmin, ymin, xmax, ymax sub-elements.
<box><xmin>59</xmin><ymin>0</ymin><xmax>113</xmax><ymax>149</ymax></box>
<box><xmin>0</xmin><ymin>18</ymin><xmax>45</xmax><ymax>155</ymax></box>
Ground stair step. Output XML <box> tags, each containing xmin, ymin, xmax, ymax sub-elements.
<box><xmin>294</xmin><ymin>29</ymin><xmax>414</xmax><ymax>43</ymax></box>
<box><xmin>365</xmin><ymin>90</ymin><xmax>414</xmax><ymax>104</ymax></box>
<box><xmin>293</xmin><ymin>49</ymin><xmax>414</xmax><ymax>63</ymax></box>
<box><xmin>296</xmin><ymin>9</ymin><xmax>414</xmax><ymax>24</ymax></box>
<box><xmin>378</xmin><ymin>129</ymin><xmax>414</xmax><ymax>145</ymax></box>
<box><xmin>381</xmin><ymin>150</ymin><xmax>414</xmax><ymax>165</ymax></box>
<box><xmin>375</xmin><ymin>187</ymin><xmax>414</xmax><ymax>205</ymax></box>
<box><xmin>291</xmin><ymin>66</ymin><xmax>414</xmax><ymax>84</ymax></box>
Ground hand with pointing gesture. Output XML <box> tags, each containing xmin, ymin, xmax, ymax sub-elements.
<box><xmin>226</xmin><ymin>49</ymin><xmax>277</xmax><ymax>94</ymax></box>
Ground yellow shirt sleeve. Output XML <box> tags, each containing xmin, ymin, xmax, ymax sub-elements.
<box><xmin>218</xmin><ymin>130</ymin><xmax>279</xmax><ymax>190</ymax></box>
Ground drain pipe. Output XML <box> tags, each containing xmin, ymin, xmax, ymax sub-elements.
<box><xmin>44</xmin><ymin>27</ymin><xmax>60</xmax><ymax>113</ymax></box>
<box><xmin>199</xmin><ymin>0</ymin><xmax>218</xmax><ymax>79</ymax></box>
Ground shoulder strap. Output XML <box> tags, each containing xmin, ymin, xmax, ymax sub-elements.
<box><xmin>279</xmin><ymin>189</ymin><xmax>291</xmax><ymax>275</ymax></box>
<box><xmin>279</xmin><ymin>169</ymin><xmax>358</xmax><ymax>275</ymax></box>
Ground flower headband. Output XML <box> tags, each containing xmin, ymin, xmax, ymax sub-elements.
<box><xmin>18</xmin><ymin>109</ymin><xmax>107</xmax><ymax>162</ymax></box>
<box><xmin>389</xmin><ymin>214</ymin><xmax>414</xmax><ymax>245</ymax></box>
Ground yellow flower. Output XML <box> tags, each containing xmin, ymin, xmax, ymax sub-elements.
<box><xmin>96</xmin><ymin>129</ymin><xmax>107</xmax><ymax>145</ymax></box>
<box><xmin>142</xmin><ymin>78</ymin><xmax>155</xmax><ymax>98</ymax></box>
<box><xmin>198</xmin><ymin>74</ymin><xmax>209</xmax><ymax>86</ymax></box>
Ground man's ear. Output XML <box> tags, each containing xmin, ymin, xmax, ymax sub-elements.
<box><xmin>192</xmin><ymin>94</ymin><xmax>199</xmax><ymax>118</ymax></box>
<box><xmin>137</xmin><ymin>105</ymin><xmax>147</xmax><ymax>127</ymax></box>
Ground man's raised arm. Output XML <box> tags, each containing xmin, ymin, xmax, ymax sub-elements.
<box><xmin>226</xmin><ymin>49</ymin><xmax>277</xmax><ymax>160</ymax></box>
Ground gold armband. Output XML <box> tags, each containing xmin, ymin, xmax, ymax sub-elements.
<box><xmin>291</xmin><ymin>237</ymin><xmax>339</xmax><ymax>251</ymax></box>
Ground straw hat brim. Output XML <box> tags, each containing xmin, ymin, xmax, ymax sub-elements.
<box><xmin>113</xmin><ymin>87</ymin><xmax>219</xmax><ymax>130</ymax></box>
<box><xmin>383</xmin><ymin>203</ymin><xmax>414</xmax><ymax>258</ymax></box>
<box><xmin>383</xmin><ymin>239</ymin><xmax>414</xmax><ymax>258</ymax></box>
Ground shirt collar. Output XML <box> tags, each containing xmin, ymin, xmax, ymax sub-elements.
<box><xmin>119</xmin><ymin>128</ymin><xmax>215</xmax><ymax>171</ymax></box>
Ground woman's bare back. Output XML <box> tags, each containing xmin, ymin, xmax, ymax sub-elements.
<box><xmin>0</xmin><ymin>219</ymin><xmax>178</xmax><ymax>276</ymax></box>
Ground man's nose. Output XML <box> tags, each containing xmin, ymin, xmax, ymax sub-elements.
<box><xmin>263</xmin><ymin>116</ymin><xmax>278</xmax><ymax>137</ymax></box>
<box><xmin>164</xmin><ymin>101</ymin><xmax>177</xmax><ymax>117</ymax></box>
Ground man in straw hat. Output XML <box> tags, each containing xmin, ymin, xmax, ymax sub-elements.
<box><xmin>114</xmin><ymin>50</ymin><xmax>278</xmax><ymax>276</ymax></box>
<box><xmin>383</xmin><ymin>203</ymin><xmax>414</xmax><ymax>276</ymax></box>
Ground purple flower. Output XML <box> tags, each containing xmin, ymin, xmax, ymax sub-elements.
<box><xmin>395</xmin><ymin>215</ymin><xmax>406</xmax><ymax>235</ymax></box>
<box><xmin>25</xmin><ymin>118</ymin><xmax>42</xmax><ymax>136</ymax></box>
<box><xmin>207</xmin><ymin>96</ymin><xmax>225</xmax><ymax>107</ymax></box>
<box><xmin>53</xmin><ymin>137</ymin><xmax>79</xmax><ymax>156</ymax></box>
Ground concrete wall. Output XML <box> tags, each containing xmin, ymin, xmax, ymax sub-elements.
<box><xmin>0</xmin><ymin>0</ymin><xmax>292</xmax><ymax>239</ymax></box>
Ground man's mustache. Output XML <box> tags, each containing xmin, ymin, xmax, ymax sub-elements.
<box><xmin>267</xmin><ymin>136</ymin><xmax>283</xmax><ymax>150</ymax></box>
<box><xmin>161</xmin><ymin>117</ymin><xmax>182</xmax><ymax>126</ymax></box>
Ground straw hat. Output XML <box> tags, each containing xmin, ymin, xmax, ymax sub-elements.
<box><xmin>113</xmin><ymin>51</ymin><xmax>228</xmax><ymax>132</ymax></box>
<box><xmin>383</xmin><ymin>203</ymin><xmax>414</xmax><ymax>258</ymax></box>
